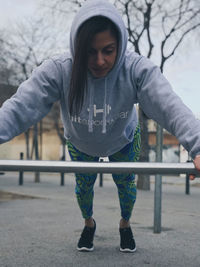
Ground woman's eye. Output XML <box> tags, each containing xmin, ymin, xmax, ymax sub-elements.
<box><xmin>104</xmin><ymin>46</ymin><xmax>116</xmax><ymax>54</ymax></box>
<box><xmin>106</xmin><ymin>50</ymin><xmax>113</xmax><ymax>54</ymax></box>
<box><xmin>88</xmin><ymin>49</ymin><xmax>96</xmax><ymax>55</ymax></box>
<box><xmin>104</xmin><ymin>49</ymin><xmax>114</xmax><ymax>55</ymax></box>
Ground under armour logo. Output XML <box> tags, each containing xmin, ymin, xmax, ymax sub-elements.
<box><xmin>87</xmin><ymin>104</ymin><xmax>111</xmax><ymax>117</ymax></box>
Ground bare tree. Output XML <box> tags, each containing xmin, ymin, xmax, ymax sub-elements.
<box><xmin>40</xmin><ymin>0</ymin><xmax>84</xmax><ymax>15</ymax></box>
<box><xmin>0</xmin><ymin>16</ymin><xmax>67</xmax><ymax>164</ymax></box>
<box><xmin>1</xmin><ymin>19</ymin><xmax>46</xmax><ymax>161</ymax></box>
<box><xmin>0</xmin><ymin>17</ymin><xmax>65</xmax><ymax>84</ymax></box>
<box><xmin>113</xmin><ymin>0</ymin><xmax>200</xmax><ymax>189</ymax></box>
<box><xmin>0</xmin><ymin>36</ymin><xmax>16</xmax><ymax>86</ymax></box>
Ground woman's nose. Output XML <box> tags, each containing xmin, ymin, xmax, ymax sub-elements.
<box><xmin>96</xmin><ymin>52</ymin><xmax>105</xmax><ymax>66</ymax></box>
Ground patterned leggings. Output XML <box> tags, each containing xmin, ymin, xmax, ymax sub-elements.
<box><xmin>67</xmin><ymin>124</ymin><xmax>141</xmax><ymax>221</ymax></box>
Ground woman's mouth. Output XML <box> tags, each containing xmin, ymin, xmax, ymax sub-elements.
<box><xmin>91</xmin><ymin>68</ymin><xmax>108</xmax><ymax>77</ymax></box>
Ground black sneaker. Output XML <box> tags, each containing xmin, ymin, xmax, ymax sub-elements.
<box><xmin>77</xmin><ymin>220</ymin><xmax>96</xmax><ymax>252</ymax></box>
<box><xmin>119</xmin><ymin>226</ymin><xmax>136</xmax><ymax>252</ymax></box>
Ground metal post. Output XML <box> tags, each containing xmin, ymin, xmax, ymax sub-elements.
<box><xmin>60</xmin><ymin>155</ymin><xmax>65</xmax><ymax>186</ymax></box>
<box><xmin>185</xmin><ymin>160</ymin><xmax>191</xmax><ymax>195</ymax></box>
<box><xmin>19</xmin><ymin>152</ymin><xmax>24</xmax><ymax>186</ymax></box>
<box><xmin>185</xmin><ymin>173</ymin><xmax>190</xmax><ymax>195</ymax></box>
<box><xmin>185</xmin><ymin>159</ymin><xmax>192</xmax><ymax>195</ymax></box>
<box><xmin>34</xmin><ymin>123</ymin><xmax>40</xmax><ymax>183</ymax></box>
<box><xmin>60</xmin><ymin>173</ymin><xmax>65</xmax><ymax>186</ymax></box>
<box><xmin>154</xmin><ymin>124</ymin><xmax>163</xmax><ymax>233</ymax></box>
<box><xmin>99</xmin><ymin>158</ymin><xmax>103</xmax><ymax>187</ymax></box>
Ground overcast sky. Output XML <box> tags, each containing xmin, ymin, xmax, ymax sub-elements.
<box><xmin>0</xmin><ymin>0</ymin><xmax>200</xmax><ymax>116</ymax></box>
<box><xmin>0</xmin><ymin>0</ymin><xmax>38</xmax><ymax>25</ymax></box>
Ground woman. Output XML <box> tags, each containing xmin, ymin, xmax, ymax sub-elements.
<box><xmin>0</xmin><ymin>0</ymin><xmax>200</xmax><ymax>253</ymax></box>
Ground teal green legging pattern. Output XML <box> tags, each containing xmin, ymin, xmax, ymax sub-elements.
<box><xmin>67</xmin><ymin>124</ymin><xmax>141</xmax><ymax>221</ymax></box>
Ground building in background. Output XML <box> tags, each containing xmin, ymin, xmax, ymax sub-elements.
<box><xmin>0</xmin><ymin>84</ymin><xmax>66</xmax><ymax>160</ymax></box>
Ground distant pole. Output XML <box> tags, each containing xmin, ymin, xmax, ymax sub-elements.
<box><xmin>39</xmin><ymin>121</ymin><xmax>43</xmax><ymax>160</ymax></box>
<box><xmin>154</xmin><ymin>124</ymin><xmax>163</xmax><ymax>233</ymax></box>
<box><xmin>25</xmin><ymin>129</ymin><xmax>30</xmax><ymax>159</ymax></box>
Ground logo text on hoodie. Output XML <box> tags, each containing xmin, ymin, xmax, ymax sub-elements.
<box><xmin>70</xmin><ymin>104</ymin><xmax>129</xmax><ymax>127</ymax></box>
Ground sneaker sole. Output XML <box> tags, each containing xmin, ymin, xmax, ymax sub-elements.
<box><xmin>120</xmin><ymin>247</ymin><xmax>137</xmax><ymax>253</ymax></box>
<box><xmin>77</xmin><ymin>246</ymin><xmax>94</xmax><ymax>252</ymax></box>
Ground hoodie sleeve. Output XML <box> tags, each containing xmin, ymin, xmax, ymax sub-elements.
<box><xmin>0</xmin><ymin>59</ymin><xmax>62</xmax><ymax>144</ymax></box>
<box><xmin>134</xmin><ymin>56</ymin><xmax>200</xmax><ymax>159</ymax></box>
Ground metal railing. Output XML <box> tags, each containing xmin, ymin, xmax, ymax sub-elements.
<box><xmin>0</xmin><ymin>160</ymin><xmax>198</xmax><ymax>175</ymax></box>
<box><xmin>0</xmin><ymin>160</ymin><xmax>198</xmax><ymax>234</ymax></box>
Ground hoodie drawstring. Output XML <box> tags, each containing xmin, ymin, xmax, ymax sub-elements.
<box><xmin>88</xmin><ymin>83</ymin><xmax>94</xmax><ymax>133</ymax></box>
<box><xmin>88</xmin><ymin>78</ymin><xmax>108</xmax><ymax>134</ymax></box>
<box><xmin>102</xmin><ymin>78</ymin><xmax>107</xmax><ymax>134</ymax></box>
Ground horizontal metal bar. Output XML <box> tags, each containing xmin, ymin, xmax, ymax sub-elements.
<box><xmin>0</xmin><ymin>160</ymin><xmax>198</xmax><ymax>175</ymax></box>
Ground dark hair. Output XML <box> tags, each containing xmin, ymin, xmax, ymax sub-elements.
<box><xmin>69</xmin><ymin>16</ymin><xmax>119</xmax><ymax>115</ymax></box>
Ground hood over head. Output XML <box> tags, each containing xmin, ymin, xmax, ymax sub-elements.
<box><xmin>70</xmin><ymin>0</ymin><xmax>128</xmax><ymax>72</ymax></box>
<box><xmin>69</xmin><ymin>0</ymin><xmax>128</xmax><ymax>134</ymax></box>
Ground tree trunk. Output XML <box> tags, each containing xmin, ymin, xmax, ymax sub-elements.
<box><xmin>137</xmin><ymin>107</ymin><xmax>150</xmax><ymax>190</ymax></box>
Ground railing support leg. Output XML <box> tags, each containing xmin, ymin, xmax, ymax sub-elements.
<box><xmin>185</xmin><ymin>173</ymin><xmax>190</xmax><ymax>195</ymax></box>
<box><xmin>19</xmin><ymin>152</ymin><xmax>24</xmax><ymax>186</ymax></box>
<box><xmin>154</xmin><ymin>174</ymin><xmax>162</xmax><ymax>233</ymax></box>
<box><xmin>154</xmin><ymin>124</ymin><xmax>163</xmax><ymax>233</ymax></box>
<box><xmin>60</xmin><ymin>155</ymin><xmax>65</xmax><ymax>186</ymax></box>
<box><xmin>185</xmin><ymin>159</ymin><xmax>191</xmax><ymax>195</ymax></box>
<box><xmin>99</xmin><ymin>158</ymin><xmax>103</xmax><ymax>187</ymax></box>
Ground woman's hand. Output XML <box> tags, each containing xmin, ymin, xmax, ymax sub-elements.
<box><xmin>189</xmin><ymin>155</ymin><xmax>200</xmax><ymax>180</ymax></box>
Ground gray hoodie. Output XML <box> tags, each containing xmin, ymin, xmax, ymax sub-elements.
<box><xmin>1</xmin><ymin>0</ymin><xmax>200</xmax><ymax>159</ymax></box>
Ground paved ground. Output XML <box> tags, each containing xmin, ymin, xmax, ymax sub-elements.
<box><xmin>0</xmin><ymin>172</ymin><xmax>200</xmax><ymax>267</ymax></box>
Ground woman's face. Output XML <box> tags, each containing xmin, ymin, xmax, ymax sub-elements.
<box><xmin>88</xmin><ymin>29</ymin><xmax>118</xmax><ymax>78</ymax></box>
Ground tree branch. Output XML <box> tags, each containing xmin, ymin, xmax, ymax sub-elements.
<box><xmin>160</xmin><ymin>22</ymin><xmax>200</xmax><ymax>71</ymax></box>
